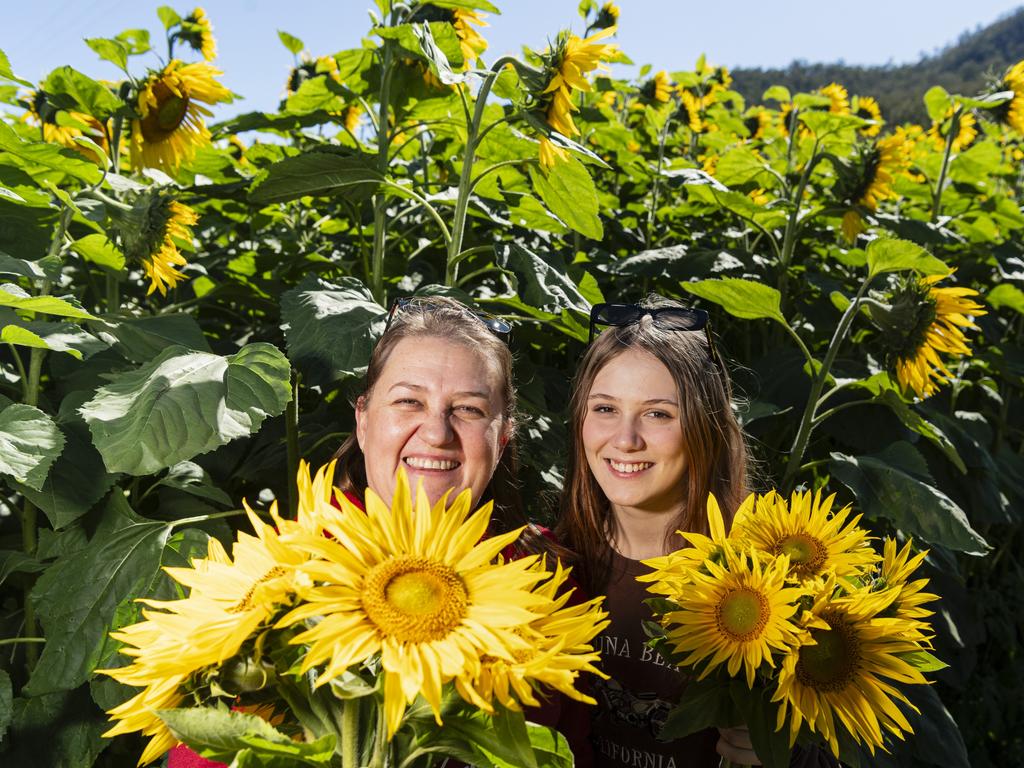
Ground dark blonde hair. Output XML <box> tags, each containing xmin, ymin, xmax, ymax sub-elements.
<box><xmin>332</xmin><ymin>296</ymin><xmax>525</xmax><ymax>532</ymax></box>
<box><xmin>556</xmin><ymin>296</ymin><xmax>749</xmax><ymax>593</ymax></box>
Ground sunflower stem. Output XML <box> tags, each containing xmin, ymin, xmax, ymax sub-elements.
<box><xmin>446</xmin><ymin>56</ymin><xmax>517</xmax><ymax>287</ymax></box>
<box><xmin>931</xmin><ymin>106</ymin><xmax>962</xmax><ymax>222</ymax></box>
<box><xmin>286</xmin><ymin>370</ymin><xmax>300</xmax><ymax>518</ymax></box>
<box><xmin>0</xmin><ymin>637</ymin><xmax>45</xmax><ymax>647</ymax></box>
<box><xmin>646</xmin><ymin>108</ymin><xmax>675</xmax><ymax>246</ymax></box>
<box><xmin>782</xmin><ymin>275</ymin><xmax>872</xmax><ymax>492</ymax></box>
<box><xmin>370</xmin><ymin>29</ymin><xmax>397</xmax><ymax>304</ymax></box>
<box><xmin>339</xmin><ymin>699</ymin><xmax>359</xmax><ymax>768</ymax></box>
<box><xmin>778</xmin><ymin>145</ymin><xmax>822</xmax><ymax>314</ymax></box>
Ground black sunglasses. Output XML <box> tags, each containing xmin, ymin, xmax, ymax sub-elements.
<box><xmin>385</xmin><ymin>297</ymin><xmax>512</xmax><ymax>342</ymax></box>
<box><xmin>588</xmin><ymin>302</ymin><xmax>720</xmax><ymax>366</ymax></box>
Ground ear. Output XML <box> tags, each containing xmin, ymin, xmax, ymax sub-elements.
<box><xmin>354</xmin><ymin>394</ymin><xmax>368</xmax><ymax>450</ymax></box>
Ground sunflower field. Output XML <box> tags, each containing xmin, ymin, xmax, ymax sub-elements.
<box><xmin>0</xmin><ymin>1</ymin><xmax>1021</xmax><ymax>766</ymax></box>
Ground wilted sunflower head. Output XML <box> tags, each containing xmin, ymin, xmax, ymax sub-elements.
<box><xmin>175</xmin><ymin>7</ymin><xmax>217</xmax><ymax>61</ymax></box>
<box><xmin>118</xmin><ymin>191</ymin><xmax>198</xmax><ymax>296</ymax></box>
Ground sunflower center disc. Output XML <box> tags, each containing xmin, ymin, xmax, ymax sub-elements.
<box><xmin>141</xmin><ymin>81</ymin><xmax>190</xmax><ymax>141</ymax></box>
<box><xmin>717</xmin><ymin>587</ymin><xmax>770</xmax><ymax>641</ymax></box>
<box><xmin>777</xmin><ymin>533</ymin><xmax>827</xmax><ymax>577</ymax></box>
<box><xmin>362</xmin><ymin>556</ymin><xmax>468</xmax><ymax>643</ymax></box>
<box><xmin>795</xmin><ymin>611</ymin><xmax>861</xmax><ymax>692</ymax></box>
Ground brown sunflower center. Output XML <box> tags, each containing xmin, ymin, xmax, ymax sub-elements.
<box><xmin>362</xmin><ymin>556</ymin><xmax>467</xmax><ymax>643</ymax></box>
<box><xmin>227</xmin><ymin>566</ymin><xmax>287</xmax><ymax>614</ymax></box>
<box><xmin>716</xmin><ymin>587</ymin><xmax>770</xmax><ymax>641</ymax></box>
<box><xmin>774</xmin><ymin>533</ymin><xmax>828</xmax><ymax>577</ymax></box>
<box><xmin>795</xmin><ymin>610</ymin><xmax>861</xmax><ymax>692</ymax></box>
<box><xmin>141</xmin><ymin>80</ymin><xmax>190</xmax><ymax>141</ymax></box>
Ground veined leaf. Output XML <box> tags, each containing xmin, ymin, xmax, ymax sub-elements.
<box><xmin>495</xmin><ymin>243</ymin><xmax>590</xmax><ymax>314</ymax></box>
<box><xmin>0</xmin><ymin>283</ymin><xmax>96</xmax><ymax>320</ymax></box>
<box><xmin>987</xmin><ymin>283</ymin><xmax>1024</xmax><ymax>314</ymax></box>
<box><xmin>0</xmin><ymin>403</ymin><xmax>64</xmax><ymax>491</ymax></box>
<box><xmin>0</xmin><ymin>121</ymin><xmax>102</xmax><ymax>185</ymax></box>
<box><xmin>528</xmin><ymin>155</ymin><xmax>603</xmax><ymax>240</ymax></box>
<box><xmin>44</xmin><ymin>66</ymin><xmax>124</xmax><ymax>118</ymax></box>
<box><xmin>923</xmin><ymin>86</ymin><xmax>953</xmax><ymax>123</ymax></box>
<box><xmin>71</xmin><ymin>233</ymin><xmax>124</xmax><ymax>270</ymax></box>
<box><xmin>92</xmin><ymin>313</ymin><xmax>211</xmax><ymax>363</ymax></box>
<box><xmin>280</xmin><ymin>275</ymin><xmax>386</xmax><ymax>386</ymax></box>
<box><xmin>684</xmin><ymin>278</ymin><xmax>786</xmax><ymax>324</ymax></box>
<box><xmin>7</xmin><ymin>686</ymin><xmax>107</xmax><ymax>766</ymax></box>
<box><xmin>80</xmin><ymin>343</ymin><xmax>291</xmax><ymax>475</ymax></box>
<box><xmin>277</xmin><ymin>29</ymin><xmax>305</xmax><ymax>54</ymax></box>
<box><xmin>248</xmin><ymin>150</ymin><xmax>382</xmax><ymax>205</ymax></box>
<box><xmin>865</xmin><ymin>237</ymin><xmax>948</xmax><ymax>279</ymax></box>
<box><xmin>0</xmin><ymin>48</ymin><xmax>32</xmax><ymax>87</ymax></box>
<box><xmin>830</xmin><ymin>444</ymin><xmax>988</xmax><ymax>555</ymax></box>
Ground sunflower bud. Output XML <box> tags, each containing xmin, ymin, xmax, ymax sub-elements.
<box><xmin>221</xmin><ymin>657</ymin><xmax>276</xmax><ymax>694</ymax></box>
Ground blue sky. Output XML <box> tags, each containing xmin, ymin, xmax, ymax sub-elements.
<box><xmin>4</xmin><ymin>1</ymin><xmax>1022</xmax><ymax>120</ymax></box>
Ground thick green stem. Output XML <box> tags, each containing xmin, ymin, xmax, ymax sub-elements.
<box><xmin>370</xmin><ymin>34</ymin><xmax>396</xmax><ymax>304</ymax></box>
<box><xmin>0</xmin><ymin>637</ymin><xmax>45</xmax><ymax>647</ymax></box>
<box><xmin>646</xmin><ymin>111</ymin><xmax>675</xmax><ymax>246</ymax></box>
<box><xmin>931</xmin><ymin>106</ymin><xmax>962</xmax><ymax>222</ymax></box>
<box><xmin>339</xmin><ymin>699</ymin><xmax>359</xmax><ymax>768</ymax></box>
<box><xmin>285</xmin><ymin>371</ymin><xmax>300</xmax><ymax>518</ymax></box>
<box><xmin>105</xmin><ymin>270</ymin><xmax>120</xmax><ymax>312</ymax></box>
<box><xmin>778</xmin><ymin>146</ymin><xmax>821</xmax><ymax>312</ymax></box>
<box><xmin>446</xmin><ymin>56</ymin><xmax>517</xmax><ymax>286</ymax></box>
<box><xmin>781</xmin><ymin>275</ymin><xmax>872</xmax><ymax>491</ymax></box>
<box><xmin>370</xmin><ymin>701</ymin><xmax>388</xmax><ymax>768</ymax></box>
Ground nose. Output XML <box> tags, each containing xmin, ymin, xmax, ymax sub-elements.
<box><xmin>612</xmin><ymin>416</ymin><xmax>644</xmax><ymax>452</ymax></box>
<box><xmin>417</xmin><ymin>407</ymin><xmax>455</xmax><ymax>447</ymax></box>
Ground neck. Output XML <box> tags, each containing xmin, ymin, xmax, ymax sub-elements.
<box><xmin>608</xmin><ymin>503</ymin><xmax>684</xmax><ymax>560</ymax></box>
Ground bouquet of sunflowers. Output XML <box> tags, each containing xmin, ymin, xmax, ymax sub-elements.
<box><xmin>99</xmin><ymin>462</ymin><xmax>607</xmax><ymax>768</ymax></box>
<box><xmin>640</xmin><ymin>490</ymin><xmax>942</xmax><ymax>768</ymax></box>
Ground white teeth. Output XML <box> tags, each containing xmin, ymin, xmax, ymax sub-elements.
<box><xmin>404</xmin><ymin>457</ymin><xmax>459</xmax><ymax>471</ymax></box>
<box><xmin>608</xmin><ymin>460</ymin><xmax>653</xmax><ymax>474</ymax></box>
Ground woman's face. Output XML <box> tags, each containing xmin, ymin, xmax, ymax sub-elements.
<box><xmin>355</xmin><ymin>335</ymin><xmax>509</xmax><ymax>508</ymax></box>
<box><xmin>581</xmin><ymin>348</ymin><xmax>688</xmax><ymax>517</ymax></box>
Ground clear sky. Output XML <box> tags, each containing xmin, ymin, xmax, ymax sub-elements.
<box><xmin>4</xmin><ymin>1</ymin><xmax>1022</xmax><ymax>120</ymax></box>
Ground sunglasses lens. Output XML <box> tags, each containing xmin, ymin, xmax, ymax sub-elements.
<box><xmin>652</xmin><ymin>309</ymin><xmax>708</xmax><ymax>331</ymax></box>
<box><xmin>593</xmin><ymin>304</ymin><xmax>642</xmax><ymax>327</ymax></box>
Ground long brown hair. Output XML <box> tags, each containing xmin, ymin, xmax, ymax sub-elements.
<box><xmin>556</xmin><ymin>296</ymin><xmax>749</xmax><ymax>594</ymax></box>
<box><xmin>332</xmin><ymin>296</ymin><xmax>529</xmax><ymax>534</ymax></box>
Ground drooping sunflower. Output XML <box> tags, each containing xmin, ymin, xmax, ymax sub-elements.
<box><xmin>175</xmin><ymin>7</ymin><xmax>217</xmax><ymax>62</ymax></box>
<box><xmin>675</xmin><ymin>87</ymin><xmax>704</xmax><ymax>133</ymax></box>
<box><xmin>641</xmin><ymin>70</ymin><xmax>672</xmax><ymax>103</ymax></box>
<box><xmin>277</xmin><ymin>469</ymin><xmax>552</xmax><ymax>738</ymax></box>
<box><xmin>646</xmin><ymin>544</ymin><xmax>811</xmax><ymax>688</ymax></box>
<box><xmin>131</xmin><ymin>59</ymin><xmax>231</xmax><ymax>171</ymax></box>
<box><xmin>819</xmin><ymin>82</ymin><xmax>850</xmax><ymax>115</ymax></box>
<box><xmin>593</xmin><ymin>1</ymin><xmax>620</xmax><ymax>30</ymax></box>
<box><xmin>991</xmin><ymin>59</ymin><xmax>1024</xmax><ymax>134</ymax></box>
<box><xmin>928</xmin><ymin>106</ymin><xmax>978</xmax><ymax>152</ymax></box>
<box><xmin>732</xmin><ymin>490</ymin><xmax>878</xmax><ymax>583</ymax></box>
<box><xmin>744</xmin><ymin>108</ymin><xmax>772</xmax><ymax>140</ymax></box>
<box><xmin>536</xmin><ymin>26</ymin><xmax>618</xmax><ymax>167</ymax></box>
<box><xmin>852</xmin><ymin>95</ymin><xmax>883</xmax><ymax>137</ymax></box>
<box><xmin>773</xmin><ymin>584</ymin><xmax>930</xmax><ymax>758</ymax></box>
<box><xmin>837</xmin><ymin>130</ymin><xmax>912</xmax><ymax>241</ymax></box>
<box><xmin>134</xmin><ymin>196</ymin><xmax>198</xmax><ymax>296</ymax></box>
<box><xmin>464</xmin><ymin>559</ymin><xmax>608</xmax><ymax>711</ymax></box>
<box><xmin>409</xmin><ymin>5</ymin><xmax>488</xmax><ymax>68</ymax></box>
<box><xmin>874</xmin><ymin>272</ymin><xmax>988</xmax><ymax>399</ymax></box>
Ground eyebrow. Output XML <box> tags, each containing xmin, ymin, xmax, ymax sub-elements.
<box><xmin>389</xmin><ymin>382</ymin><xmax>492</xmax><ymax>399</ymax></box>
<box><xmin>588</xmin><ymin>393</ymin><xmax>679</xmax><ymax>406</ymax></box>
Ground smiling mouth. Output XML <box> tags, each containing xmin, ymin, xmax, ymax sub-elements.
<box><xmin>404</xmin><ymin>457</ymin><xmax>461</xmax><ymax>471</ymax></box>
<box><xmin>606</xmin><ymin>459</ymin><xmax>654</xmax><ymax>474</ymax></box>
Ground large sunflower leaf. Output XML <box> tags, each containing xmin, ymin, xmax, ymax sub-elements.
<box><xmin>43</xmin><ymin>66</ymin><xmax>124</xmax><ymax>120</ymax></box>
<box><xmin>91</xmin><ymin>313</ymin><xmax>211</xmax><ymax>363</ymax></box>
<box><xmin>494</xmin><ymin>243</ymin><xmax>590</xmax><ymax>315</ymax></box>
<box><xmin>79</xmin><ymin>343</ymin><xmax>291</xmax><ymax>475</ymax></box>
<box><xmin>248</xmin><ymin>149</ymin><xmax>382</xmax><ymax>205</ymax></box>
<box><xmin>830</xmin><ymin>444</ymin><xmax>989</xmax><ymax>555</ymax></box>
<box><xmin>528</xmin><ymin>155</ymin><xmax>603</xmax><ymax>240</ymax></box>
<box><xmin>23</xmin><ymin>493</ymin><xmax>171</xmax><ymax>696</ymax></box>
<box><xmin>0</xmin><ymin>121</ymin><xmax>102</xmax><ymax>185</ymax></box>
<box><xmin>280</xmin><ymin>275</ymin><xmax>386</xmax><ymax>387</ymax></box>
<box><xmin>0</xmin><ymin>283</ymin><xmax>96</xmax><ymax>320</ymax></box>
<box><xmin>70</xmin><ymin>233</ymin><xmax>124</xmax><ymax>270</ymax></box>
<box><xmin>865</xmin><ymin>238</ymin><xmax>948</xmax><ymax>279</ymax></box>
<box><xmin>0</xmin><ymin>403</ymin><xmax>65</xmax><ymax>491</ymax></box>
<box><xmin>683</xmin><ymin>278</ymin><xmax>787</xmax><ymax>324</ymax></box>
<box><xmin>6</xmin><ymin>686</ymin><xmax>107</xmax><ymax>767</ymax></box>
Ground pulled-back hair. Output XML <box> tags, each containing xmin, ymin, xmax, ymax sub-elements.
<box><xmin>556</xmin><ymin>295</ymin><xmax>749</xmax><ymax>594</ymax></box>
<box><xmin>332</xmin><ymin>296</ymin><xmax>525</xmax><ymax>532</ymax></box>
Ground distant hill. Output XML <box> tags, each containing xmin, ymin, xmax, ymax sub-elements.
<box><xmin>731</xmin><ymin>7</ymin><xmax>1024</xmax><ymax>125</ymax></box>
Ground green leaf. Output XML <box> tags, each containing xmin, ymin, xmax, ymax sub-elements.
<box><xmin>528</xmin><ymin>155</ymin><xmax>603</xmax><ymax>239</ymax></box>
<box><xmin>280</xmin><ymin>275</ymin><xmax>386</xmax><ymax>387</ymax></box>
<box><xmin>284</xmin><ymin>77</ymin><xmax>345</xmax><ymax>115</ymax></box>
<box><xmin>44</xmin><ymin>66</ymin><xmax>124</xmax><ymax>118</ymax></box>
<box><xmin>277</xmin><ymin>29</ymin><xmax>305</xmax><ymax>54</ymax></box>
<box><xmin>0</xmin><ymin>252</ymin><xmax>49</xmax><ymax>279</ymax></box>
<box><xmin>115</xmin><ymin>28</ymin><xmax>151</xmax><ymax>55</ymax></box>
<box><xmin>684</xmin><ymin>278</ymin><xmax>786</xmax><ymax>324</ymax></box>
<box><xmin>865</xmin><ymin>238</ymin><xmax>948</xmax><ymax>279</ymax></box>
<box><xmin>1</xmin><ymin>324</ymin><xmax>61</xmax><ymax>354</ymax></box>
<box><xmin>0</xmin><ymin>403</ymin><xmax>64</xmax><ymax>490</ymax></box>
<box><xmin>24</xmin><ymin>494</ymin><xmax>172</xmax><ymax>696</ymax></box>
<box><xmin>950</xmin><ymin>141</ymin><xmax>1003</xmax><ymax>182</ymax></box>
<box><xmin>659</xmin><ymin>674</ymin><xmax>735</xmax><ymax>739</ymax></box>
<box><xmin>889</xmin><ymin>684</ymin><xmax>969</xmax><ymax>768</ymax></box>
<box><xmin>249</xmin><ymin>150</ymin><xmax>382</xmax><ymax>205</ymax></box>
<box><xmin>71</xmin><ymin>233</ymin><xmax>125</xmax><ymax>270</ymax></box>
<box><xmin>686</xmin><ymin>184</ymin><xmax>787</xmax><ymax>230</ymax></box>
<box><xmin>157</xmin><ymin>6</ymin><xmax>182</xmax><ymax>29</ymax></box>
<box><xmin>80</xmin><ymin>343</ymin><xmax>292</xmax><ymax>475</ymax></box>
<box><xmin>923</xmin><ymin>86</ymin><xmax>952</xmax><ymax>123</ymax></box>
<box><xmin>0</xmin><ymin>120</ymin><xmax>103</xmax><ymax>185</ymax></box>
<box><xmin>0</xmin><ymin>550</ymin><xmax>47</xmax><ymax>585</ymax></box>
<box><xmin>7</xmin><ymin>686</ymin><xmax>107</xmax><ymax>767</ymax></box>
<box><xmin>157</xmin><ymin>461</ymin><xmax>232</xmax><ymax>507</ymax></box>
<box><xmin>0</xmin><ymin>283</ymin><xmax>96</xmax><ymax>320</ymax></box>
<box><xmin>84</xmin><ymin>37</ymin><xmax>128</xmax><ymax>70</ymax></box>
<box><xmin>898</xmin><ymin>650</ymin><xmax>948</xmax><ymax>673</ymax></box>
<box><xmin>830</xmin><ymin>444</ymin><xmax>989</xmax><ymax>555</ymax></box>
<box><xmin>495</xmin><ymin>243</ymin><xmax>590</xmax><ymax>314</ymax></box>
<box><xmin>714</xmin><ymin>147</ymin><xmax>772</xmax><ymax>186</ymax></box>
<box><xmin>0</xmin><ymin>48</ymin><xmax>33</xmax><ymax>87</ymax></box>
<box><xmin>874</xmin><ymin>390</ymin><xmax>967</xmax><ymax>474</ymax></box>
<box><xmin>762</xmin><ymin>85</ymin><xmax>790</xmax><ymax>103</ymax></box>
<box><xmin>471</xmin><ymin>707</ymin><xmax>538</xmax><ymax>768</ymax></box>
<box><xmin>412</xmin><ymin>21</ymin><xmax>465</xmax><ymax>85</ymax></box>
<box><xmin>93</xmin><ymin>313</ymin><xmax>211</xmax><ymax>362</ymax></box>
<box><xmin>987</xmin><ymin>283</ymin><xmax>1024</xmax><ymax>314</ymax></box>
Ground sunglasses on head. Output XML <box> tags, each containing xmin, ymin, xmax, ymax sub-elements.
<box><xmin>385</xmin><ymin>297</ymin><xmax>512</xmax><ymax>342</ymax></box>
<box><xmin>588</xmin><ymin>302</ymin><xmax>720</xmax><ymax>367</ymax></box>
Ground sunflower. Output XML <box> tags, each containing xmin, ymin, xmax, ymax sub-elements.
<box><xmin>341</xmin><ymin>103</ymin><xmax>362</xmax><ymax>134</ymax></box>
<box><xmin>778</xmin><ymin>101</ymin><xmax>797</xmax><ymax>136</ymax></box>
<box><xmin>838</xmin><ymin>129</ymin><xmax>911</xmax><ymax>217</ymax></box>
<box><xmin>646</xmin><ymin>543</ymin><xmax>810</xmax><ymax>688</ymax></box>
<box><xmin>852</xmin><ymin>95</ymin><xmax>883</xmax><ymax>137</ymax></box>
<box><xmin>928</xmin><ymin>106</ymin><xmax>977</xmax><ymax>152</ymax></box>
<box><xmin>876</xmin><ymin>272</ymin><xmax>987</xmax><ymax>399</ymax></box>
<box><xmin>732</xmin><ymin>490</ymin><xmax>878</xmax><ymax>583</ymax></box>
<box><xmin>22</xmin><ymin>90</ymin><xmax>109</xmax><ymax>162</ymax></box>
<box><xmin>176</xmin><ymin>7</ymin><xmax>217</xmax><ymax>62</ymax></box>
<box><xmin>819</xmin><ymin>82</ymin><xmax>850</xmax><ymax>115</ymax></box>
<box><xmin>991</xmin><ymin>60</ymin><xmax>1024</xmax><ymax>134</ymax></box>
<box><xmin>744</xmin><ymin>108</ymin><xmax>772</xmax><ymax>140</ymax></box>
<box><xmin>139</xmin><ymin>197</ymin><xmax>197</xmax><ymax>296</ymax></box>
<box><xmin>464</xmin><ymin>559</ymin><xmax>608</xmax><ymax>711</ymax></box>
<box><xmin>642</xmin><ymin>70</ymin><xmax>672</xmax><ymax>103</ymax></box>
<box><xmin>452</xmin><ymin>8</ymin><xmax>488</xmax><ymax>66</ymax></box>
<box><xmin>773</xmin><ymin>583</ymin><xmax>930</xmax><ymax>757</ymax></box>
<box><xmin>537</xmin><ymin>26</ymin><xmax>618</xmax><ymax>164</ymax></box>
<box><xmin>591</xmin><ymin>2</ymin><xmax>620</xmax><ymax>30</ymax></box>
<box><xmin>277</xmin><ymin>468</ymin><xmax>552</xmax><ymax>738</ymax></box>
<box><xmin>873</xmin><ymin>538</ymin><xmax>938</xmax><ymax>634</ymax></box>
<box><xmin>675</xmin><ymin>87</ymin><xmax>704</xmax><ymax>132</ymax></box>
<box><xmin>131</xmin><ymin>59</ymin><xmax>231</xmax><ymax>171</ymax></box>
